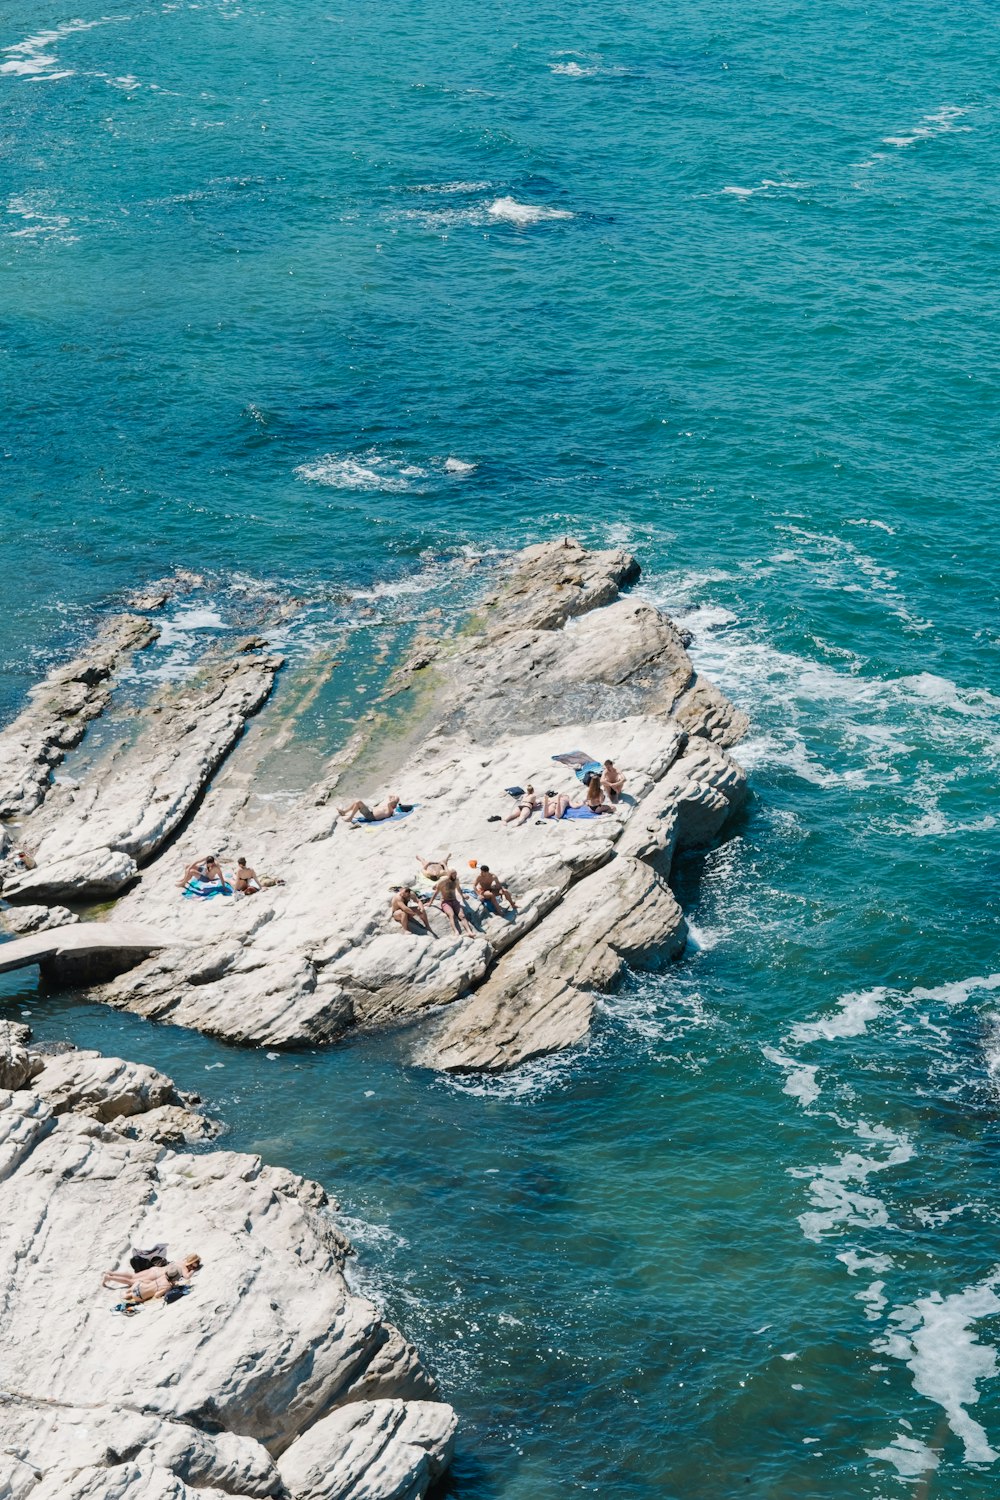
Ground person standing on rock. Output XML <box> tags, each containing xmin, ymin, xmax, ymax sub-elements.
<box><xmin>339</xmin><ymin>794</ymin><xmax>401</xmax><ymax>823</ymax></box>
<box><xmin>434</xmin><ymin>870</ymin><xmax>476</xmax><ymax>938</ymax></box>
<box><xmin>601</xmin><ymin>759</ymin><xmax>626</xmax><ymax>803</ymax></box>
<box><xmin>391</xmin><ymin>886</ymin><xmax>434</xmax><ymax>936</ymax></box>
<box><xmin>474</xmin><ymin>865</ymin><xmax>516</xmax><ymax>916</ymax></box>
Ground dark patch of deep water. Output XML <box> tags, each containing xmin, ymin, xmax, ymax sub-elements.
<box><xmin>3</xmin><ymin>0</ymin><xmax>1000</xmax><ymax>1491</ymax></box>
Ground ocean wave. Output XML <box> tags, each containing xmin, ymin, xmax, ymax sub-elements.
<box><xmin>486</xmin><ymin>196</ymin><xmax>574</xmax><ymax>226</ymax></box>
<box><xmin>7</xmin><ymin>194</ymin><xmax>77</xmax><ymax>243</ymax></box>
<box><xmin>294</xmin><ymin>452</ymin><xmax>425</xmax><ymax>492</ymax></box>
<box><xmin>295</xmin><ymin>450</ymin><xmax>477</xmax><ymax>493</ymax></box>
<box><xmin>721</xmin><ymin>179</ymin><xmax>810</xmax><ymax>199</ymax></box>
<box><xmin>882</xmin><ymin>104</ymin><xmax>971</xmax><ymax>150</ymax></box>
<box><xmin>0</xmin><ymin>17</ymin><xmax>106</xmax><ymax>80</ymax></box>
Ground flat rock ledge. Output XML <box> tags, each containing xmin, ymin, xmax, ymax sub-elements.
<box><xmin>0</xmin><ymin>541</ymin><xmax>748</xmax><ymax>1072</ymax></box>
<box><xmin>0</xmin><ymin>614</ymin><xmax>158</xmax><ymax>823</ymax></box>
<box><xmin>2</xmin><ymin>637</ymin><xmax>283</xmax><ymax>903</ymax></box>
<box><xmin>0</xmin><ymin>1028</ymin><xmax>456</xmax><ymax>1500</ymax></box>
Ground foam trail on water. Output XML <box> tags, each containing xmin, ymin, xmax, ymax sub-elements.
<box><xmin>875</xmin><ymin>1274</ymin><xmax>1000</xmax><ymax>1463</ymax></box>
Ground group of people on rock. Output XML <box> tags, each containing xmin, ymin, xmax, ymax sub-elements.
<box><xmin>504</xmin><ymin>758</ymin><xmax>625</xmax><ymax>827</ymax></box>
<box><xmin>391</xmin><ymin>854</ymin><xmax>516</xmax><ymax>940</ymax></box>
<box><xmin>177</xmin><ymin>854</ymin><xmax>261</xmax><ymax>896</ymax></box>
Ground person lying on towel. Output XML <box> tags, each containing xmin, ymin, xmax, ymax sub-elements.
<box><xmin>338</xmin><ymin>794</ymin><xmax>400</xmax><ymax>822</ymax></box>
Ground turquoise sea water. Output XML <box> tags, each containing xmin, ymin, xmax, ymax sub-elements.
<box><xmin>3</xmin><ymin>0</ymin><xmax>1000</xmax><ymax>1493</ymax></box>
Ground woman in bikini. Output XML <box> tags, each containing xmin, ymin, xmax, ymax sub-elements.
<box><xmin>434</xmin><ymin>869</ymin><xmax>476</xmax><ymax>938</ymax></box>
<box><xmin>504</xmin><ymin>786</ymin><xmax>539</xmax><ymax>826</ymax></box>
<box><xmin>104</xmin><ymin>1253</ymin><xmax>202</xmax><ymax>1312</ymax></box>
<box><xmin>416</xmin><ymin>852</ymin><xmax>452</xmax><ymax>880</ymax></box>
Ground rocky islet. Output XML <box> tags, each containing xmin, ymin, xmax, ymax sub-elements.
<box><xmin>0</xmin><ymin>543</ymin><xmax>748</xmax><ymax>1496</ymax></box>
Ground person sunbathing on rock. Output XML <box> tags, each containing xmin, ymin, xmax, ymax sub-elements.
<box><xmin>601</xmin><ymin>759</ymin><xmax>626</xmax><ymax>803</ymax></box>
<box><xmin>474</xmin><ymin>865</ymin><xmax>516</xmax><ymax>915</ymax></box>
<box><xmin>434</xmin><ymin>870</ymin><xmax>476</xmax><ymax>938</ymax></box>
<box><xmin>338</xmin><ymin>794</ymin><xmax>400</xmax><ymax>823</ymax></box>
<box><xmin>234</xmin><ymin>856</ymin><xmax>261</xmax><ymax>895</ymax></box>
<box><xmin>391</xmin><ymin>886</ymin><xmax>434</xmax><ymax>936</ymax></box>
<box><xmin>504</xmin><ymin>786</ymin><xmax>539</xmax><ymax>826</ymax></box>
<box><xmin>416</xmin><ymin>852</ymin><xmax>452</xmax><ymax>880</ymax></box>
<box><xmin>104</xmin><ymin>1253</ymin><xmax>202</xmax><ymax>1312</ymax></box>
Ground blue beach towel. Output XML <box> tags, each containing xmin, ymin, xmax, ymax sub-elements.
<box><xmin>183</xmin><ymin>877</ymin><xmax>233</xmax><ymax>901</ymax></box>
<box><xmin>562</xmin><ymin>805</ymin><xmax>600</xmax><ymax>819</ymax></box>
<box><xmin>551</xmin><ymin>750</ymin><xmax>602</xmax><ymax>783</ymax></box>
<box><xmin>352</xmin><ymin>804</ymin><xmax>418</xmax><ymax>825</ymax></box>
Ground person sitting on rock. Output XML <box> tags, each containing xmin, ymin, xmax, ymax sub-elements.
<box><xmin>504</xmin><ymin>786</ymin><xmax>539</xmax><ymax>826</ymax></box>
<box><xmin>582</xmin><ymin>775</ymin><xmax>614</xmax><ymax>815</ymax></box>
<box><xmin>474</xmin><ymin>865</ymin><xmax>516</xmax><ymax>915</ymax></box>
<box><xmin>434</xmin><ymin>870</ymin><xmax>476</xmax><ymax>938</ymax></box>
<box><xmin>416</xmin><ymin>852</ymin><xmax>451</xmax><ymax>880</ymax></box>
<box><xmin>178</xmin><ymin>854</ymin><xmax>225</xmax><ymax>887</ymax></box>
<box><xmin>600</xmin><ymin>759</ymin><xmax>626</xmax><ymax>803</ymax></box>
<box><xmin>234</xmin><ymin>856</ymin><xmax>261</xmax><ymax>896</ymax></box>
<box><xmin>391</xmin><ymin>886</ymin><xmax>433</xmax><ymax>936</ymax></box>
<box><xmin>338</xmin><ymin>794</ymin><xmax>400</xmax><ymax>823</ymax></box>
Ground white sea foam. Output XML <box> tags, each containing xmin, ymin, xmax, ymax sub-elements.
<box><xmin>857</xmin><ymin>1279</ymin><xmax>888</xmax><ymax>1321</ymax></box>
<box><xmin>0</xmin><ymin>18</ymin><xmax>106</xmax><ymax>79</ymax></box>
<box><xmin>722</xmin><ymin>180</ymin><xmax>808</xmax><ymax>198</ymax></box>
<box><xmin>294</xmin><ymin>452</ymin><xmax>425</xmax><ymax>492</ymax></box>
<box><xmin>846</xmin><ymin>518</ymin><xmax>897</xmax><ymax>535</ymax></box>
<box><xmin>791</xmin><ymin>988</ymin><xmax>887</xmax><ymax>1045</ymax></box>
<box><xmin>838</xmin><ymin>1248</ymin><xmax>894</xmax><ymax>1276</ymax></box>
<box><xmin>7</xmin><ymin>194</ymin><xmax>76</xmax><ymax>241</ymax></box>
<box><xmin>550</xmin><ymin>61</ymin><xmax>596</xmax><ymax>77</ymax></box>
<box><xmin>486</xmin><ymin>196</ymin><xmax>573</xmax><ymax>226</ymax></box>
<box><xmin>876</xmin><ymin>1273</ymin><xmax>1000</xmax><ymax>1464</ymax></box>
<box><xmin>443</xmin><ymin>456</ymin><xmax>476</xmax><ymax>475</ymax></box>
<box><xmin>882</xmin><ymin>104</ymin><xmax>970</xmax><ymax>150</ymax></box>
<box><xmin>761</xmin><ymin>1046</ymin><xmax>821</xmax><ymax>1107</ymax></box>
<box><xmin>794</xmin><ymin>1122</ymin><xmax>913</xmax><ymax>1243</ymax></box>
<box><xmin>866</xmin><ymin>1434</ymin><xmax>940</xmax><ymax>1480</ymax></box>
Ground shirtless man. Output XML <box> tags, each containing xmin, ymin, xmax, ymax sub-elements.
<box><xmin>434</xmin><ymin>869</ymin><xmax>476</xmax><ymax>938</ymax></box>
<box><xmin>416</xmin><ymin>852</ymin><xmax>452</xmax><ymax>880</ymax></box>
<box><xmin>178</xmin><ymin>853</ymin><xmax>224</xmax><ymax>886</ymax></box>
<box><xmin>474</xmin><ymin>864</ymin><xmax>516</xmax><ymax>915</ymax></box>
<box><xmin>504</xmin><ymin>785</ymin><xmax>539</xmax><ymax>827</ymax></box>
<box><xmin>601</xmin><ymin>759</ymin><xmax>626</xmax><ymax>803</ymax></box>
<box><xmin>391</xmin><ymin>886</ymin><xmax>433</xmax><ymax>935</ymax></box>
<box><xmin>339</xmin><ymin>794</ymin><xmax>400</xmax><ymax>823</ymax></box>
<box><xmin>234</xmin><ymin>856</ymin><xmax>260</xmax><ymax>895</ymax></box>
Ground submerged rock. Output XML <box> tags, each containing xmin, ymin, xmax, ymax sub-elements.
<box><xmin>0</xmin><ymin>613</ymin><xmax>158</xmax><ymax>821</ymax></box>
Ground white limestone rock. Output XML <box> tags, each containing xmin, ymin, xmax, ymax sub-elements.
<box><xmin>0</xmin><ymin>1082</ymin><xmax>454</xmax><ymax>1500</ymax></box>
<box><xmin>0</xmin><ymin>1021</ymin><xmax>42</xmax><ymax>1091</ymax></box>
<box><xmin>6</xmin><ymin>641</ymin><xmax>283</xmax><ymax>902</ymax></box>
<box><xmin>0</xmin><ymin>613</ymin><xmax>158</xmax><ymax>820</ymax></box>
<box><xmin>0</xmin><ymin>903</ymin><xmax>79</xmax><ymax>936</ymax></box>
<box><xmin>8</xmin><ymin>542</ymin><xmax>748</xmax><ymax>1070</ymax></box>
<box><xmin>277</xmin><ymin>1399</ymin><xmax>457</xmax><ymax>1500</ymax></box>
